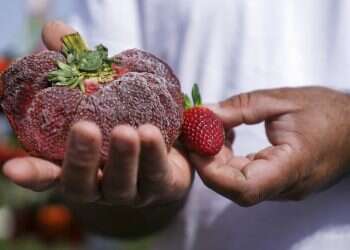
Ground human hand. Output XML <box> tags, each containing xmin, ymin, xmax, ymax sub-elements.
<box><xmin>2</xmin><ymin>21</ymin><xmax>193</xmax><ymax>208</ymax></box>
<box><xmin>190</xmin><ymin>87</ymin><xmax>350</xmax><ymax>206</ymax></box>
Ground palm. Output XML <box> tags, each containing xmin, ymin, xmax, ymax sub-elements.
<box><xmin>191</xmin><ymin>113</ymin><xmax>300</xmax><ymax>206</ymax></box>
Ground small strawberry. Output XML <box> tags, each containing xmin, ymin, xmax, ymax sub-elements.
<box><xmin>181</xmin><ymin>84</ymin><xmax>224</xmax><ymax>156</ymax></box>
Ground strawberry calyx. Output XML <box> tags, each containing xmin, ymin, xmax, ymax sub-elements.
<box><xmin>184</xmin><ymin>83</ymin><xmax>202</xmax><ymax>109</ymax></box>
<box><xmin>48</xmin><ymin>33</ymin><xmax>118</xmax><ymax>93</ymax></box>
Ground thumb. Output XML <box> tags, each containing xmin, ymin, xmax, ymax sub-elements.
<box><xmin>210</xmin><ymin>89</ymin><xmax>297</xmax><ymax>128</ymax></box>
<box><xmin>41</xmin><ymin>20</ymin><xmax>77</xmax><ymax>51</ymax></box>
<box><xmin>2</xmin><ymin>157</ymin><xmax>61</xmax><ymax>191</ymax></box>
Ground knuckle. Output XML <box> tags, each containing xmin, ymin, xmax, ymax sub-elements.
<box><xmin>235</xmin><ymin>92</ymin><xmax>255</xmax><ymax>124</ymax></box>
<box><xmin>65</xmin><ymin>149</ymin><xmax>99</xmax><ymax>169</ymax></box>
<box><xmin>67</xmin><ymin>144</ymin><xmax>98</xmax><ymax>160</ymax></box>
<box><xmin>237</xmin><ymin>92</ymin><xmax>252</xmax><ymax>110</ymax></box>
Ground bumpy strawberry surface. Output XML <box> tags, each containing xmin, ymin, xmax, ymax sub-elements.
<box><xmin>181</xmin><ymin>107</ymin><xmax>224</xmax><ymax>156</ymax></box>
<box><xmin>1</xmin><ymin>48</ymin><xmax>183</xmax><ymax>161</ymax></box>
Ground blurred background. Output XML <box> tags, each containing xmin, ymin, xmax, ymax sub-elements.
<box><xmin>0</xmin><ymin>1</ymin><xmax>86</xmax><ymax>249</ymax></box>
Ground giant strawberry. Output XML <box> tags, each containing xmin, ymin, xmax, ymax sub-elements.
<box><xmin>0</xmin><ymin>33</ymin><xmax>183</xmax><ymax>161</ymax></box>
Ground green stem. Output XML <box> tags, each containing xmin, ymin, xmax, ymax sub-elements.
<box><xmin>62</xmin><ymin>33</ymin><xmax>88</xmax><ymax>56</ymax></box>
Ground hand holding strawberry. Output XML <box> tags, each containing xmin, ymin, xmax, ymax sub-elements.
<box><xmin>190</xmin><ymin>87</ymin><xmax>350</xmax><ymax>206</ymax></box>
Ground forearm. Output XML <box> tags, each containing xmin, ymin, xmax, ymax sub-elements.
<box><xmin>67</xmin><ymin>197</ymin><xmax>187</xmax><ymax>238</ymax></box>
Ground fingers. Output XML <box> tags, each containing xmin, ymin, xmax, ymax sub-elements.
<box><xmin>42</xmin><ymin>20</ymin><xmax>77</xmax><ymax>51</ymax></box>
<box><xmin>101</xmin><ymin>124</ymin><xmax>181</xmax><ymax>206</ymax></box>
<box><xmin>190</xmin><ymin>151</ymin><xmax>251</xmax><ymax>205</ymax></box>
<box><xmin>2</xmin><ymin>157</ymin><xmax>61</xmax><ymax>191</ymax></box>
<box><xmin>101</xmin><ymin>124</ymin><xmax>185</xmax><ymax>207</ymax></box>
<box><xmin>102</xmin><ymin>126</ymin><xmax>140</xmax><ymax>205</ymax></box>
<box><xmin>3</xmin><ymin>122</ymin><xmax>187</xmax><ymax>207</ymax></box>
<box><xmin>211</xmin><ymin>89</ymin><xmax>298</xmax><ymax>128</ymax></box>
<box><xmin>191</xmin><ymin>144</ymin><xmax>298</xmax><ymax>206</ymax></box>
<box><xmin>61</xmin><ymin>121</ymin><xmax>102</xmax><ymax>203</ymax></box>
<box><xmin>138</xmin><ymin>125</ymin><xmax>172</xmax><ymax>203</ymax></box>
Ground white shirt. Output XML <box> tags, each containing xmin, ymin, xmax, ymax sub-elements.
<box><xmin>67</xmin><ymin>1</ymin><xmax>350</xmax><ymax>249</ymax></box>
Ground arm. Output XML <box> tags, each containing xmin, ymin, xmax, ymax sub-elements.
<box><xmin>3</xmin><ymin>21</ymin><xmax>193</xmax><ymax>238</ymax></box>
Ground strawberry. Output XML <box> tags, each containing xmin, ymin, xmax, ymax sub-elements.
<box><xmin>181</xmin><ymin>84</ymin><xmax>224</xmax><ymax>156</ymax></box>
<box><xmin>1</xmin><ymin>33</ymin><xmax>183</xmax><ymax>161</ymax></box>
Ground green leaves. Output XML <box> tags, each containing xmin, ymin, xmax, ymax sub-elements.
<box><xmin>48</xmin><ymin>33</ymin><xmax>116</xmax><ymax>93</ymax></box>
<box><xmin>192</xmin><ymin>83</ymin><xmax>202</xmax><ymax>106</ymax></box>
<box><xmin>78</xmin><ymin>51</ymin><xmax>104</xmax><ymax>72</ymax></box>
<box><xmin>96</xmin><ymin>44</ymin><xmax>108</xmax><ymax>59</ymax></box>
<box><xmin>184</xmin><ymin>94</ymin><xmax>192</xmax><ymax>109</ymax></box>
<box><xmin>47</xmin><ymin>61</ymin><xmax>84</xmax><ymax>91</ymax></box>
<box><xmin>183</xmin><ymin>83</ymin><xmax>203</xmax><ymax>109</ymax></box>
<box><xmin>76</xmin><ymin>45</ymin><xmax>109</xmax><ymax>72</ymax></box>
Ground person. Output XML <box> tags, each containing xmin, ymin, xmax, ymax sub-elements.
<box><xmin>3</xmin><ymin>1</ymin><xmax>350</xmax><ymax>249</ymax></box>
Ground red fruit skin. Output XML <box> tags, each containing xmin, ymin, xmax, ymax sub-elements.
<box><xmin>84</xmin><ymin>79</ymin><xmax>100</xmax><ymax>95</ymax></box>
<box><xmin>113</xmin><ymin>49</ymin><xmax>183</xmax><ymax>111</ymax></box>
<box><xmin>181</xmin><ymin>107</ymin><xmax>224</xmax><ymax>156</ymax></box>
<box><xmin>1</xmin><ymin>49</ymin><xmax>183</xmax><ymax>161</ymax></box>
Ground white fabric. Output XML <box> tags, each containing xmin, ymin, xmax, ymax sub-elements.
<box><xmin>68</xmin><ymin>0</ymin><xmax>350</xmax><ymax>249</ymax></box>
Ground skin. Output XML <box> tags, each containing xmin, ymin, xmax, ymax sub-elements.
<box><xmin>3</xmin><ymin>20</ymin><xmax>350</xmax><ymax>236</ymax></box>
<box><xmin>191</xmin><ymin>87</ymin><xmax>350</xmax><ymax>206</ymax></box>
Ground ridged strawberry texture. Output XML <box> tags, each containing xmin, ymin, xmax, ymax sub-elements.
<box><xmin>0</xmin><ymin>42</ymin><xmax>183</xmax><ymax>161</ymax></box>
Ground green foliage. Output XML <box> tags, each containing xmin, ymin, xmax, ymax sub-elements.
<box><xmin>183</xmin><ymin>94</ymin><xmax>192</xmax><ymax>109</ymax></box>
<box><xmin>191</xmin><ymin>83</ymin><xmax>202</xmax><ymax>106</ymax></box>
<box><xmin>48</xmin><ymin>33</ymin><xmax>115</xmax><ymax>92</ymax></box>
<box><xmin>183</xmin><ymin>83</ymin><xmax>203</xmax><ymax>109</ymax></box>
